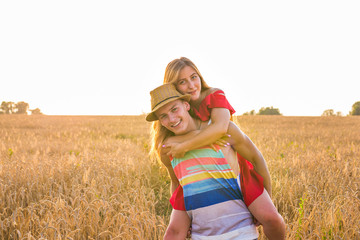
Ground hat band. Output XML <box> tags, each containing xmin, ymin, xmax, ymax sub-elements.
<box><xmin>152</xmin><ymin>96</ymin><xmax>180</xmax><ymax>110</ymax></box>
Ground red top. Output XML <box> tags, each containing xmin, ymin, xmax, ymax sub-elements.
<box><xmin>193</xmin><ymin>90</ymin><xmax>235</xmax><ymax>121</ymax></box>
<box><xmin>169</xmin><ymin>90</ymin><xmax>264</xmax><ymax>210</ymax></box>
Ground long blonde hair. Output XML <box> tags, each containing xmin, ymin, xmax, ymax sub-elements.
<box><xmin>149</xmin><ymin>120</ymin><xmax>174</xmax><ymax>161</ymax></box>
<box><xmin>163</xmin><ymin>57</ymin><xmax>211</xmax><ymax>92</ymax></box>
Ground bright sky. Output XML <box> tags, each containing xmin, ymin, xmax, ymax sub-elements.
<box><xmin>1</xmin><ymin>1</ymin><xmax>359</xmax><ymax>116</ymax></box>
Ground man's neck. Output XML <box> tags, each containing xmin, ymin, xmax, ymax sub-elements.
<box><xmin>176</xmin><ymin>117</ymin><xmax>199</xmax><ymax>136</ymax></box>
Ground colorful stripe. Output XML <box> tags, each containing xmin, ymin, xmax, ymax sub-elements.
<box><xmin>182</xmin><ymin>177</ymin><xmax>240</xmax><ymax>196</ymax></box>
<box><xmin>173</xmin><ymin>157</ymin><xmax>230</xmax><ymax>173</ymax></box>
<box><xmin>185</xmin><ymin>189</ymin><xmax>241</xmax><ymax>210</ymax></box>
<box><xmin>171</xmin><ymin>147</ymin><xmax>243</xmax><ymax>211</ymax></box>
<box><xmin>179</xmin><ymin>170</ymin><xmax>236</xmax><ymax>186</ymax></box>
<box><xmin>171</xmin><ymin>148</ymin><xmax>226</xmax><ymax>168</ymax></box>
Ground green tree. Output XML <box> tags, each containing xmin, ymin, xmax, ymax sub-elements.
<box><xmin>0</xmin><ymin>101</ymin><xmax>6</xmax><ymax>113</ymax></box>
<box><xmin>30</xmin><ymin>108</ymin><xmax>42</xmax><ymax>115</ymax></box>
<box><xmin>0</xmin><ymin>101</ymin><xmax>16</xmax><ymax>114</ymax></box>
<box><xmin>258</xmin><ymin>106</ymin><xmax>281</xmax><ymax>115</ymax></box>
<box><xmin>350</xmin><ymin>101</ymin><xmax>360</xmax><ymax>115</ymax></box>
<box><xmin>336</xmin><ymin>111</ymin><xmax>343</xmax><ymax>117</ymax></box>
<box><xmin>322</xmin><ymin>109</ymin><xmax>335</xmax><ymax>116</ymax></box>
<box><xmin>15</xmin><ymin>101</ymin><xmax>29</xmax><ymax>114</ymax></box>
<box><xmin>243</xmin><ymin>110</ymin><xmax>256</xmax><ymax>115</ymax></box>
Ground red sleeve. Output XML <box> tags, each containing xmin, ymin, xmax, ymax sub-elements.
<box><xmin>169</xmin><ymin>185</ymin><xmax>186</xmax><ymax>210</ymax></box>
<box><xmin>195</xmin><ymin>90</ymin><xmax>236</xmax><ymax>121</ymax></box>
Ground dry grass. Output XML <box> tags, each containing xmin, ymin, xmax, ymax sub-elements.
<box><xmin>0</xmin><ymin>115</ymin><xmax>359</xmax><ymax>239</ymax></box>
<box><xmin>236</xmin><ymin>116</ymin><xmax>360</xmax><ymax>239</ymax></box>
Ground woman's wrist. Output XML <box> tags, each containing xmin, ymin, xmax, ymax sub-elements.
<box><xmin>180</xmin><ymin>141</ymin><xmax>190</xmax><ymax>153</ymax></box>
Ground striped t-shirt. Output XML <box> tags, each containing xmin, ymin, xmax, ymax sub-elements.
<box><xmin>171</xmin><ymin>147</ymin><xmax>258</xmax><ymax>240</ymax></box>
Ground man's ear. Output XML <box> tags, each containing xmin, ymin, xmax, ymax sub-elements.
<box><xmin>183</xmin><ymin>101</ymin><xmax>190</xmax><ymax>111</ymax></box>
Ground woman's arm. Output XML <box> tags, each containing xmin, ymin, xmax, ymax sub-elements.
<box><xmin>163</xmin><ymin>129</ymin><xmax>201</xmax><ymax>146</ymax></box>
<box><xmin>165</xmin><ymin>108</ymin><xmax>230</xmax><ymax>158</ymax></box>
<box><xmin>227</xmin><ymin>122</ymin><xmax>272</xmax><ymax>197</ymax></box>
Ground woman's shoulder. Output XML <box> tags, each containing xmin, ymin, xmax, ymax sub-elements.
<box><xmin>201</xmin><ymin>87</ymin><xmax>235</xmax><ymax>113</ymax></box>
<box><xmin>205</xmin><ymin>87</ymin><xmax>225</xmax><ymax>96</ymax></box>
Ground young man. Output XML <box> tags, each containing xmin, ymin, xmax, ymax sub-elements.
<box><xmin>147</xmin><ymin>83</ymin><xmax>285</xmax><ymax>240</ymax></box>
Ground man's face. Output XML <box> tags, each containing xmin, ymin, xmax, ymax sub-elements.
<box><xmin>155</xmin><ymin>100</ymin><xmax>191</xmax><ymax>135</ymax></box>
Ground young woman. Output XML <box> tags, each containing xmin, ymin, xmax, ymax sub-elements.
<box><xmin>161</xmin><ymin>57</ymin><xmax>271</xmax><ymax>210</ymax></box>
<box><xmin>147</xmin><ymin>83</ymin><xmax>285</xmax><ymax>239</ymax></box>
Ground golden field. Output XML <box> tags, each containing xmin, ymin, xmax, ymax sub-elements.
<box><xmin>0</xmin><ymin>115</ymin><xmax>359</xmax><ymax>239</ymax></box>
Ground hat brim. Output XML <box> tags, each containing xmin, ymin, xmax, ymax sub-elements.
<box><xmin>146</xmin><ymin>94</ymin><xmax>191</xmax><ymax>122</ymax></box>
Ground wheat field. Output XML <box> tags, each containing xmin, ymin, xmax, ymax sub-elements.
<box><xmin>0</xmin><ymin>115</ymin><xmax>359</xmax><ymax>239</ymax></box>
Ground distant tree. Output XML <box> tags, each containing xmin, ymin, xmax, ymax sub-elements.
<box><xmin>1</xmin><ymin>101</ymin><xmax>7</xmax><ymax>114</ymax></box>
<box><xmin>8</xmin><ymin>102</ymin><xmax>16</xmax><ymax>114</ymax></box>
<box><xmin>336</xmin><ymin>111</ymin><xmax>343</xmax><ymax>117</ymax></box>
<box><xmin>1</xmin><ymin>101</ymin><xmax>16</xmax><ymax>114</ymax></box>
<box><xmin>30</xmin><ymin>108</ymin><xmax>42</xmax><ymax>115</ymax></box>
<box><xmin>15</xmin><ymin>101</ymin><xmax>29</xmax><ymax>114</ymax></box>
<box><xmin>350</xmin><ymin>101</ymin><xmax>360</xmax><ymax>115</ymax></box>
<box><xmin>1</xmin><ymin>101</ymin><xmax>42</xmax><ymax>115</ymax></box>
<box><xmin>258</xmin><ymin>106</ymin><xmax>281</xmax><ymax>115</ymax></box>
<box><xmin>243</xmin><ymin>109</ymin><xmax>256</xmax><ymax>115</ymax></box>
<box><xmin>322</xmin><ymin>109</ymin><xmax>335</xmax><ymax>116</ymax></box>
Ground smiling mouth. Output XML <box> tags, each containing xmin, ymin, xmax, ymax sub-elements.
<box><xmin>171</xmin><ymin>120</ymin><xmax>181</xmax><ymax>128</ymax></box>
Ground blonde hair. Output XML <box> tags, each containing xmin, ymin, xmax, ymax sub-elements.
<box><xmin>163</xmin><ymin>57</ymin><xmax>211</xmax><ymax>92</ymax></box>
<box><xmin>149</xmin><ymin>121</ymin><xmax>174</xmax><ymax>161</ymax></box>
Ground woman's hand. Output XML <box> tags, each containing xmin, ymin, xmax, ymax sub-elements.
<box><xmin>214</xmin><ymin>134</ymin><xmax>231</xmax><ymax>147</ymax></box>
<box><xmin>163</xmin><ymin>142</ymin><xmax>187</xmax><ymax>158</ymax></box>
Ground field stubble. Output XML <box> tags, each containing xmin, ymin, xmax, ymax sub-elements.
<box><xmin>0</xmin><ymin>115</ymin><xmax>359</xmax><ymax>239</ymax></box>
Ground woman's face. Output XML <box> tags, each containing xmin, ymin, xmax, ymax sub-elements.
<box><xmin>175</xmin><ymin>65</ymin><xmax>201</xmax><ymax>102</ymax></box>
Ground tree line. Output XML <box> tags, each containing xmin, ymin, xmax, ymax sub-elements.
<box><xmin>322</xmin><ymin>101</ymin><xmax>360</xmax><ymax>116</ymax></box>
<box><xmin>243</xmin><ymin>106</ymin><xmax>282</xmax><ymax>116</ymax></box>
<box><xmin>0</xmin><ymin>101</ymin><xmax>42</xmax><ymax>115</ymax></box>
<box><xmin>243</xmin><ymin>101</ymin><xmax>360</xmax><ymax>116</ymax></box>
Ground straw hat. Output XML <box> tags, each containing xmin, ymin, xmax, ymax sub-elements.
<box><xmin>146</xmin><ymin>83</ymin><xmax>191</xmax><ymax>122</ymax></box>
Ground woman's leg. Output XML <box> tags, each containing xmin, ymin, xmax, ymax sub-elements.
<box><xmin>247</xmin><ymin>190</ymin><xmax>286</xmax><ymax>240</ymax></box>
<box><xmin>164</xmin><ymin>209</ymin><xmax>191</xmax><ymax>240</ymax></box>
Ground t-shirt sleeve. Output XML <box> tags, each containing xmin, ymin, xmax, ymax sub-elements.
<box><xmin>206</xmin><ymin>90</ymin><xmax>236</xmax><ymax>115</ymax></box>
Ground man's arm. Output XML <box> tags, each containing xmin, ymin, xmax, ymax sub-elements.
<box><xmin>227</xmin><ymin>122</ymin><xmax>272</xmax><ymax>197</ymax></box>
<box><xmin>160</xmin><ymin>144</ymin><xmax>180</xmax><ymax>194</ymax></box>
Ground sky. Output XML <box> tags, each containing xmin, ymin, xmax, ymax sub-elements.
<box><xmin>1</xmin><ymin>0</ymin><xmax>359</xmax><ymax>116</ymax></box>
